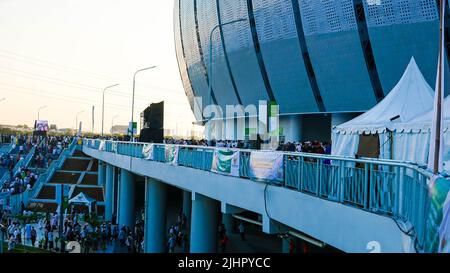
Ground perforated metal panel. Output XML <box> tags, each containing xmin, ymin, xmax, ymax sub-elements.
<box><xmin>174</xmin><ymin>0</ymin><xmax>196</xmax><ymax>115</ymax></box>
<box><xmin>363</xmin><ymin>0</ymin><xmax>438</xmax><ymax>27</ymax></box>
<box><xmin>196</xmin><ymin>0</ymin><xmax>240</xmax><ymax>108</ymax></box>
<box><xmin>218</xmin><ymin>0</ymin><xmax>269</xmax><ymax>106</ymax></box>
<box><xmin>252</xmin><ymin>0</ymin><xmax>320</xmax><ymax>113</ymax></box>
<box><xmin>219</xmin><ymin>0</ymin><xmax>253</xmax><ymax>51</ymax></box>
<box><xmin>180</xmin><ymin>1</ymin><xmax>201</xmax><ymax>75</ymax></box>
<box><xmin>362</xmin><ymin>0</ymin><xmax>441</xmax><ymax>95</ymax></box>
<box><xmin>253</xmin><ymin>0</ymin><xmax>297</xmax><ymax>43</ymax></box>
<box><xmin>180</xmin><ymin>0</ymin><xmax>211</xmax><ymax>110</ymax></box>
<box><xmin>300</xmin><ymin>0</ymin><xmax>357</xmax><ymax>36</ymax></box>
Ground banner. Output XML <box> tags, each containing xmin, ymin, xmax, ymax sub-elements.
<box><xmin>211</xmin><ymin>149</ymin><xmax>240</xmax><ymax>177</ymax></box>
<box><xmin>142</xmin><ymin>144</ymin><xmax>154</xmax><ymax>160</ymax></box>
<box><xmin>165</xmin><ymin>145</ymin><xmax>178</xmax><ymax>165</ymax></box>
<box><xmin>99</xmin><ymin>140</ymin><xmax>106</xmax><ymax>151</ymax></box>
<box><xmin>424</xmin><ymin>175</ymin><xmax>450</xmax><ymax>253</ymax></box>
<box><xmin>248</xmin><ymin>151</ymin><xmax>284</xmax><ymax>182</ymax></box>
<box><xmin>112</xmin><ymin>142</ymin><xmax>118</xmax><ymax>153</ymax></box>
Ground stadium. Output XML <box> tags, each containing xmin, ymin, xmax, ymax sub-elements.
<box><xmin>174</xmin><ymin>0</ymin><xmax>448</xmax><ymax>141</ymax></box>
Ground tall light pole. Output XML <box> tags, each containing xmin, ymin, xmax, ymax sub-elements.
<box><xmin>102</xmin><ymin>84</ymin><xmax>119</xmax><ymax>136</ymax></box>
<box><xmin>111</xmin><ymin>115</ymin><xmax>119</xmax><ymax>135</ymax></box>
<box><xmin>131</xmin><ymin>66</ymin><xmax>157</xmax><ymax>141</ymax></box>
<box><xmin>75</xmin><ymin>110</ymin><xmax>84</xmax><ymax>135</ymax></box>
<box><xmin>37</xmin><ymin>105</ymin><xmax>47</xmax><ymax>120</ymax></box>
<box><xmin>207</xmin><ymin>18</ymin><xmax>247</xmax><ymax>143</ymax></box>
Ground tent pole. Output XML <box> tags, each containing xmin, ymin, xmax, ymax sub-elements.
<box><xmin>433</xmin><ymin>0</ymin><xmax>445</xmax><ymax>174</ymax></box>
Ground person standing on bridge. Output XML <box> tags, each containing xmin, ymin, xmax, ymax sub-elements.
<box><xmin>238</xmin><ymin>222</ymin><xmax>246</xmax><ymax>241</ymax></box>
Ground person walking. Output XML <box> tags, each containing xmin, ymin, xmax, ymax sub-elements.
<box><xmin>168</xmin><ymin>234</ymin><xmax>176</xmax><ymax>253</ymax></box>
<box><xmin>238</xmin><ymin>222</ymin><xmax>246</xmax><ymax>241</ymax></box>
<box><xmin>48</xmin><ymin>229</ymin><xmax>54</xmax><ymax>250</ymax></box>
<box><xmin>24</xmin><ymin>222</ymin><xmax>32</xmax><ymax>246</ymax></box>
<box><xmin>220</xmin><ymin>232</ymin><xmax>228</xmax><ymax>253</ymax></box>
<box><xmin>30</xmin><ymin>227</ymin><xmax>37</xmax><ymax>247</ymax></box>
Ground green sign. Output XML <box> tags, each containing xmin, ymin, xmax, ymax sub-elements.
<box><xmin>211</xmin><ymin>149</ymin><xmax>240</xmax><ymax>176</ymax></box>
<box><xmin>62</xmin><ymin>196</ymin><xmax>69</xmax><ymax>210</ymax></box>
<box><xmin>128</xmin><ymin>122</ymin><xmax>137</xmax><ymax>134</ymax></box>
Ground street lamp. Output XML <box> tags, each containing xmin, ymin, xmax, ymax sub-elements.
<box><xmin>102</xmin><ymin>84</ymin><xmax>120</xmax><ymax>136</ymax></box>
<box><xmin>207</xmin><ymin>18</ymin><xmax>247</xmax><ymax>142</ymax></box>
<box><xmin>131</xmin><ymin>66</ymin><xmax>157</xmax><ymax>141</ymax></box>
<box><xmin>111</xmin><ymin>115</ymin><xmax>119</xmax><ymax>134</ymax></box>
<box><xmin>75</xmin><ymin>110</ymin><xmax>84</xmax><ymax>134</ymax></box>
<box><xmin>37</xmin><ymin>105</ymin><xmax>47</xmax><ymax>120</ymax></box>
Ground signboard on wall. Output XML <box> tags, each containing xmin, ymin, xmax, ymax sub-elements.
<box><xmin>165</xmin><ymin>145</ymin><xmax>178</xmax><ymax>165</ymax></box>
<box><xmin>142</xmin><ymin>144</ymin><xmax>154</xmax><ymax>160</ymax></box>
<box><xmin>248</xmin><ymin>151</ymin><xmax>284</xmax><ymax>182</ymax></box>
<box><xmin>211</xmin><ymin>149</ymin><xmax>240</xmax><ymax>177</ymax></box>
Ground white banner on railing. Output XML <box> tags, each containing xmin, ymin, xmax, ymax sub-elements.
<box><xmin>248</xmin><ymin>151</ymin><xmax>284</xmax><ymax>182</ymax></box>
<box><xmin>142</xmin><ymin>144</ymin><xmax>154</xmax><ymax>160</ymax></box>
<box><xmin>165</xmin><ymin>145</ymin><xmax>178</xmax><ymax>166</ymax></box>
<box><xmin>99</xmin><ymin>140</ymin><xmax>106</xmax><ymax>151</ymax></box>
<box><xmin>211</xmin><ymin>149</ymin><xmax>240</xmax><ymax>177</ymax></box>
<box><xmin>112</xmin><ymin>142</ymin><xmax>118</xmax><ymax>153</ymax></box>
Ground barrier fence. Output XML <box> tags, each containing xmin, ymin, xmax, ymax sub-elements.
<box><xmin>84</xmin><ymin>138</ymin><xmax>434</xmax><ymax>251</ymax></box>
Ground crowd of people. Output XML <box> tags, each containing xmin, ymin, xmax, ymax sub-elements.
<box><xmin>162</xmin><ymin>137</ymin><xmax>332</xmax><ymax>155</ymax></box>
<box><xmin>167</xmin><ymin>213</ymin><xmax>189</xmax><ymax>253</ymax></box>
<box><xmin>0</xmin><ymin>168</ymin><xmax>39</xmax><ymax>195</ymax></box>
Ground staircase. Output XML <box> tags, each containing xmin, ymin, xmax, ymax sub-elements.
<box><xmin>29</xmin><ymin>144</ymin><xmax>105</xmax><ymax>215</ymax></box>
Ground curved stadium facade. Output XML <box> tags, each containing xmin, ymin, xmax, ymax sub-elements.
<box><xmin>174</xmin><ymin>0</ymin><xmax>448</xmax><ymax>141</ymax></box>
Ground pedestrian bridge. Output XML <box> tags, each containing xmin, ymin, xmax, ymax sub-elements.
<box><xmin>83</xmin><ymin>139</ymin><xmax>432</xmax><ymax>253</ymax></box>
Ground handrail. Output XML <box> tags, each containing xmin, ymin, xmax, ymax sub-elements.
<box><xmin>0</xmin><ymin>145</ymin><xmax>36</xmax><ymax>189</ymax></box>
<box><xmin>86</xmin><ymin>139</ymin><xmax>434</xmax><ymax>179</ymax></box>
<box><xmin>83</xmin><ymin>138</ymin><xmax>441</xmax><ymax>252</ymax></box>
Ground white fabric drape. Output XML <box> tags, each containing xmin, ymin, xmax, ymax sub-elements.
<box><xmin>379</xmin><ymin>132</ymin><xmax>392</xmax><ymax>160</ymax></box>
<box><xmin>393</xmin><ymin>132</ymin><xmax>430</xmax><ymax>165</ymax></box>
<box><xmin>331</xmin><ymin>132</ymin><xmax>359</xmax><ymax>158</ymax></box>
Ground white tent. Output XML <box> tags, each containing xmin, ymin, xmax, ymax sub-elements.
<box><xmin>387</xmin><ymin>96</ymin><xmax>450</xmax><ymax>171</ymax></box>
<box><xmin>69</xmin><ymin>192</ymin><xmax>97</xmax><ymax>214</ymax></box>
<box><xmin>332</xmin><ymin>57</ymin><xmax>435</xmax><ymax>158</ymax></box>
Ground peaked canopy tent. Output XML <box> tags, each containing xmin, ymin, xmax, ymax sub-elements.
<box><xmin>332</xmin><ymin>57</ymin><xmax>435</xmax><ymax>160</ymax></box>
<box><xmin>387</xmin><ymin>96</ymin><xmax>450</xmax><ymax>171</ymax></box>
<box><xmin>68</xmin><ymin>192</ymin><xmax>97</xmax><ymax>214</ymax></box>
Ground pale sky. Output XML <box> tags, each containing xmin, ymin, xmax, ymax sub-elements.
<box><xmin>0</xmin><ymin>0</ymin><xmax>199</xmax><ymax>135</ymax></box>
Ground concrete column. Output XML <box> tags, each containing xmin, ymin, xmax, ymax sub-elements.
<box><xmin>143</xmin><ymin>178</ymin><xmax>167</xmax><ymax>253</ymax></box>
<box><xmin>182</xmin><ymin>191</ymin><xmax>191</xmax><ymax>228</ymax></box>
<box><xmin>222</xmin><ymin>213</ymin><xmax>234</xmax><ymax>234</ymax></box>
<box><xmin>104</xmin><ymin>164</ymin><xmax>114</xmax><ymax>222</ymax></box>
<box><xmin>97</xmin><ymin>160</ymin><xmax>106</xmax><ymax>187</ymax></box>
<box><xmin>117</xmin><ymin>169</ymin><xmax>136</xmax><ymax>228</ymax></box>
<box><xmin>190</xmin><ymin>193</ymin><xmax>219</xmax><ymax>253</ymax></box>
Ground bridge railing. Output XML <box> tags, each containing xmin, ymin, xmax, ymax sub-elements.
<box><xmin>83</xmin><ymin>138</ymin><xmax>433</xmax><ymax>249</ymax></box>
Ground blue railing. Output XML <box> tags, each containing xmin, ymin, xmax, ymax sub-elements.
<box><xmin>84</xmin><ymin>138</ymin><xmax>434</xmax><ymax>250</ymax></box>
